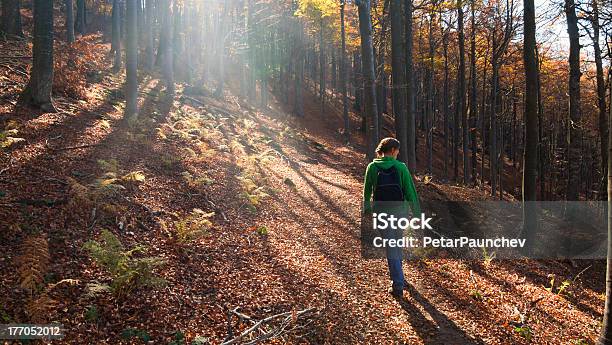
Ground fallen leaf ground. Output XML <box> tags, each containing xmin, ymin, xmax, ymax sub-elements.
<box><xmin>0</xmin><ymin>34</ymin><xmax>608</xmax><ymax>345</ymax></box>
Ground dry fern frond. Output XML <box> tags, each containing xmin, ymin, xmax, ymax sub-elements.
<box><xmin>25</xmin><ymin>294</ymin><xmax>58</xmax><ymax>323</ymax></box>
<box><xmin>16</xmin><ymin>235</ymin><xmax>50</xmax><ymax>294</ymax></box>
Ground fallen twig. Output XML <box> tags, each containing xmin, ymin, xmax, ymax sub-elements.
<box><xmin>221</xmin><ymin>307</ymin><xmax>316</xmax><ymax>345</ymax></box>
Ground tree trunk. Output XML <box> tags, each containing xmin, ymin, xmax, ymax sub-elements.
<box><xmin>112</xmin><ymin>0</ymin><xmax>122</xmax><ymax>72</ymax></box>
<box><xmin>391</xmin><ymin>0</ymin><xmax>408</xmax><ymax>163</ymax></box>
<box><xmin>490</xmin><ymin>61</ymin><xmax>499</xmax><ymax>196</ymax></box>
<box><xmin>591</xmin><ymin>0</ymin><xmax>608</xmax><ymax>200</ymax></box>
<box><xmin>355</xmin><ymin>0</ymin><xmax>379</xmax><ymax>161</ymax></box>
<box><xmin>19</xmin><ymin>0</ymin><xmax>55</xmax><ymax>112</ymax></box>
<box><xmin>597</xmin><ymin>58</ymin><xmax>612</xmax><ymax>345</ymax></box>
<box><xmin>404</xmin><ymin>0</ymin><xmax>416</xmax><ymax>171</ymax></box>
<box><xmin>469</xmin><ymin>0</ymin><xmax>477</xmax><ymax>183</ymax></box>
<box><xmin>443</xmin><ymin>28</ymin><xmax>449</xmax><ymax>179</ymax></box>
<box><xmin>125</xmin><ymin>0</ymin><xmax>138</xmax><ymax>119</ymax></box>
<box><xmin>522</xmin><ymin>0</ymin><xmax>539</xmax><ymax>246</ymax></box>
<box><xmin>319</xmin><ymin>16</ymin><xmax>325</xmax><ymax>114</ymax></box>
<box><xmin>426</xmin><ymin>11</ymin><xmax>435</xmax><ymax>173</ymax></box>
<box><xmin>144</xmin><ymin>0</ymin><xmax>155</xmax><ymax>69</ymax></box>
<box><xmin>161</xmin><ymin>0</ymin><xmax>174</xmax><ymax>94</ymax></box>
<box><xmin>1</xmin><ymin>0</ymin><xmax>23</xmax><ymax>37</ymax></box>
<box><xmin>340</xmin><ymin>0</ymin><xmax>349</xmax><ymax>142</ymax></box>
<box><xmin>75</xmin><ymin>0</ymin><xmax>85</xmax><ymax>35</ymax></box>
<box><xmin>565</xmin><ymin>0</ymin><xmax>581</xmax><ymax>201</ymax></box>
<box><xmin>65</xmin><ymin>0</ymin><xmax>75</xmax><ymax>43</ymax></box>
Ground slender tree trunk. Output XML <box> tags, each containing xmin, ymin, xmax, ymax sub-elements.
<box><xmin>112</xmin><ymin>0</ymin><xmax>122</xmax><ymax>72</ymax></box>
<box><xmin>19</xmin><ymin>0</ymin><xmax>56</xmax><ymax>112</ymax></box>
<box><xmin>65</xmin><ymin>0</ymin><xmax>75</xmax><ymax>43</ymax></box>
<box><xmin>391</xmin><ymin>0</ymin><xmax>408</xmax><ymax>163</ymax></box>
<box><xmin>522</xmin><ymin>0</ymin><xmax>539</xmax><ymax>248</ymax></box>
<box><xmin>469</xmin><ymin>0</ymin><xmax>477</xmax><ymax>183</ymax></box>
<box><xmin>144</xmin><ymin>0</ymin><xmax>155</xmax><ymax>69</ymax></box>
<box><xmin>1</xmin><ymin>0</ymin><xmax>24</xmax><ymax>37</ymax></box>
<box><xmin>125</xmin><ymin>0</ymin><xmax>138</xmax><ymax>119</ymax></box>
<box><xmin>455</xmin><ymin>0</ymin><xmax>470</xmax><ymax>185</ymax></box>
<box><xmin>404</xmin><ymin>0</ymin><xmax>416</xmax><ymax>171</ymax></box>
<box><xmin>75</xmin><ymin>0</ymin><xmax>85</xmax><ymax>35</ymax></box>
<box><xmin>591</xmin><ymin>0</ymin><xmax>608</xmax><ymax>200</ymax></box>
<box><xmin>161</xmin><ymin>0</ymin><xmax>174</xmax><ymax>95</ymax></box>
<box><xmin>565</xmin><ymin>0</ymin><xmax>581</xmax><ymax>201</ymax></box>
<box><xmin>443</xmin><ymin>28</ymin><xmax>449</xmax><ymax>179</ymax></box>
<box><xmin>597</xmin><ymin>63</ymin><xmax>612</xmax><ymax>345</ymax></box>
<box><xmin>340</xmin><ymin>0</ymin><xmax>349</xmax><ymax>142</ymax></box>
<box><xmin>355</xmin><ymin>0</ymin><xmax>379</xmax><ymax>161</ymax></box>
<box><xmin>294</xmin><ymin>15</ymin><xmax>304</xmax><ymax>117</ymax></box>
<box><xmin>214</xmin><ymin>0</ymin><xmax>228</xmax><ymax>98</ymax></box>
<box><xmin>490</xmin><ymin>61</ymin><xmax>499</xmax><ymax>196</ymax></box>
<box><xmin>319</xmin><ymin>16</ymin><xmax>325</xmax><ymax>114</ymax></box>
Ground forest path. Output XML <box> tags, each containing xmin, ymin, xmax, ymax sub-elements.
<box><xmin>239</xmin><ymin>83</ymin><xmax>489</xmax><ymax>344</ymax></box>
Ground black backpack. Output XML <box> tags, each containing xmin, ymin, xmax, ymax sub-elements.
<box><xmin>373</xmin><ymin>166</ymin><xmax>404</xmax><ymax>202</ymax></box>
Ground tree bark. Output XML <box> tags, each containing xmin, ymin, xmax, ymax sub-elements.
<box><xmin>522</xmin><ymin>0</ymin><xmax>539</xmax><ymax>250</ymax></box>
<box><xmin>469</xmin><ymin>0</ymin><xmax>477</xmax><ymax>183</ymax></box>
<box><xmin>565</xmin><ymin>0</ymin><xmax>581</xmax><ymax>201</ymax></box>
<box><xmin>355</xmin><ymin>0</ymin><xmax>379</xmax><ymax>161</ymax></box>
<box><xmin>591</xmin><ymin>0</ymin><xmax>608</xmax><ymax>200</ymax></box>
<box><xmin>125</xmin><ymin>0</ymin><xmax>138</xmax><ymax>119</ymax></box>
<box><xmin>65</xmin><ymin>0</ymin><xmax>75</xmax><ymax>43</ymax></box>
<box><xmin>456</xmin><ymin>0</ymin><xmax>466</xmax><ymax>182</ymax></box>
<box><xmin>340</xmin><ymin>0</ymin><xmax>349</xmax><ymax>142</ymax></box>
<box><xmin>144</xmin><ymin>0</ymin><xmax>155</xmax><ymax>70</ymax></box>
<box><xmin>598</xmin><ymin>65</ymin><xmax>612</xmax><ymax>345</ymax></box>
<box><xmin>75</xmin><ymin>0</ymin><xmax>85</xmax><ymax>35</ymax></box>
<box><xmin>19</xmin><ymin>0</ymin><xmax>55</xmax><ymax>112</ymax></box>
<box><xmin>112</xmin><ymin>0</ymin><xmax>122</xmax><ymax>72</ymax></box>
<box><xmin>1</xmin><ymin>0</ymin><xmax>23</xmax><ymax>37</ymax></box>
<box><xmin>404</xmin><ymin>0</ymin><xmax>416</xmax><ymax>171</ymax></box>
<box><xmin>391</xmin><ymin>0</ymin><xmax>408</xmax><ymax>163</ymax></box>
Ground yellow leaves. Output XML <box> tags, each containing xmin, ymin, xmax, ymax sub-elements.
<box><xmin>174</xmin><ymin>208</ymin><xmax>215</xmax><ymax>243</ymax></box>
<box><xmin>296</xmin><ymin>0</ymin><xmax>338</xmax><ymax>19</ymax></box>
<box><xmin>122</xmin><ymin>171</ymin><xmax>146</xmax><ymax>183</ymax></box>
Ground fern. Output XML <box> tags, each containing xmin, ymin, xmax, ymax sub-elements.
<box><xmin>16</xmin><ymin>234</ymin><xmax>50</xmax><ymax>294</ymax></box>
<box><xmin>174</xmin><ymin>209</ymin><xmax>214</xmax><ymax>243</ymax></box>
<box><xmin>83</xmin><ymin>230</ymin><xmax>165</xmax><ymax>298</ymax></box>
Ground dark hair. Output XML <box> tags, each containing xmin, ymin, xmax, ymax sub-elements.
<box><xmin>375</xmin><ymin>137</ymin><xmax>400</xmax><ymax>155</ymax></box>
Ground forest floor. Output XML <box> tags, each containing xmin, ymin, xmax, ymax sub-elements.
<box><xmin>0</xmin><ymin>33</ymin><xmax>608</xmax><ymax>345</ymax></box>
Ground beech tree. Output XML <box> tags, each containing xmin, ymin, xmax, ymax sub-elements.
<box><xmin>355</xmin><ymin>0</ymin><xmax>379</xmax><ymax>160</ymax></box>
<box><xmin>125</xmin><ymin>0</ymin><xmax>138</xmax><ymax>119</ymax></box>
<box><xmin>1</xmin><ymin>0</ymin><xmax>23</xmax><ymax>37</ymax></box>
<box><xmin>565</xmin><ymin>0</ymin><xmax>581</xmax><ymax>202</ymax></box>
<box><xmin>19</xmin><ymin>0</ymin><xmax>55</xmax><ymax>112</ymax></box>
<box><xmin>65</xmin><ymin>0</ymin><xmax>75</xmax><ymax>43</ymax></box>
<box><xmin>522</xmin><ymin>0</ymin><xmax>539</xmax><ymax>247</ymax></box>
<box><xmin>391</xmin><ymin>0</ymin><xmax>408</xmax><ymax>163</ymax></box>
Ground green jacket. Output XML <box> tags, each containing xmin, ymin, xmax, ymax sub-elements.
<box><xmin>362</xmin><ymin>156</ymin><xmax>421</xmax><ymax>215</ymax></box>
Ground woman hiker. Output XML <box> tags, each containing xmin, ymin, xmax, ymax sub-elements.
<box><xmin>363</xmin><ymin>137</ymin><xmax>421</xmax><ymax>299</ymax></box>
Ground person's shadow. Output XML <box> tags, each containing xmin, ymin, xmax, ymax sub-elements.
<box><xmin>398</xmin><ymin>283</ymin><xmax>486</xmax><ymax>345</ymax></box>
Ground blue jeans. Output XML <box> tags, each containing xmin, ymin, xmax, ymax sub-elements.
<box><xmin>381</xmin><ymin>228</ymin><xmax>405</xmax><ymax>291</ymax></box>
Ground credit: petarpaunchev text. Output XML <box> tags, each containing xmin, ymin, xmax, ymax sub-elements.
<box><xmin>371</xmin><ymin>212</ymin><xmax>527</xmax><ymax>248</ymax></box>
<box><xmin>372</xmin><ymin>236</ymin><xmax>526</xmax><ymax>248</ymax></box>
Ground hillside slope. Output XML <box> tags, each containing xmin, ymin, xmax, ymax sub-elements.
<box><xmin>0</xmin><ymin>35</ymin><xmax>606</xmax><ymax>344</ymax></box>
